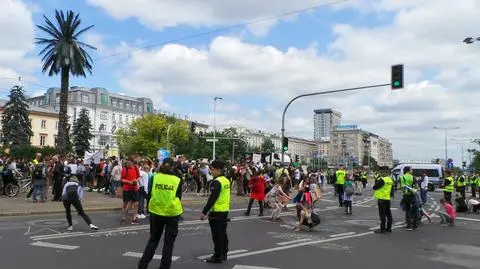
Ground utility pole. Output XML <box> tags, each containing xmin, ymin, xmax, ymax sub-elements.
<box><xmin>434</xmin><ymin>126</ymin><xmax>460</xmax><ymax>167</ymax></box>
<box><xmin>212</xmin><ymin>96</ymin><xmax>222</xmax><ymax>161</ymax></box>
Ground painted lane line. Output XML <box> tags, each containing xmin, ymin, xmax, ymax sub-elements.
<box><xmin>30</xmin><ymin>232</ymin><xmax>85</xmax><ymax>240</ymax></box>
<box><xmin>320</xmin><ymin>199</ymin><xmax>337</xmax><ymax>203</ymax></box>
<box><xmin>329</xmin><ymin>232</ymin><xmax>356</xmax><ymax>238</ymax></box>
<box><xmin>232</xmin><ymin>265</ymin><xmax>279</xmax><ymax>269</ymax></box>
<box><xmin>355</xmin><ymin>205</ymin><xmax>371</xmax><ymax>208</ymax></box>
<box><xmin>123</xmin><ymin>251</ymin><xmax>180</xmax><ymax>261</ymax></box>
<box><xmin>276</xmin><ymin>239</ymin><xmax>312</xmax><ymax>245</ymax></box>
<box><xmin>391</xmin><ymin>207</ymin><xmax>398</xmax><ymax>210</ymax></box>
<box><xmin>197</xmin><ymin>249</ymin><xmax>248</xmax><ymax>260</ymax></box>
<box><xmin>456</xmin><ymin>217</ymin><xmax>480</xmax><ymax>222</ymax></box>
<box><xmin>228</xmin><ymin>224</ymin><xmax>404</xmax><ymax>260</ymax></box>
<box><xmin>30</xmin><ymin>241</ymin><xmax>79</xmax><ymax>250</ymax></box>
<box><xmin>395</xmin><ymin>221</ymin><xmax>404</xmax><ymax>226</ymax></box>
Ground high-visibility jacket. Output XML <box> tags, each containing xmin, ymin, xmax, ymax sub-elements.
<box><xmin>444</xmin><ymin>176</ymin><xmax>454</xmax><ymax>193</ymax></box>
<box><xmin>456</xmin><ymin>175</ymin><xmax>466</xmax><ymax>187</ymax></box>
<box><xmin>374</xmin><ymin>177</ymin><xmax>393</xmax><ymax>201</ymax></box>
<box><xmin>336</xmin><ymin>170</ymin><xmax>346</xmax><ymax>185</ymax></box>
<box><xmin>401</xmin><ymin>173</ymin><xmax>415</xmax><ymax>195</ymax></box>
<box><xmin>149</xmin><ymin>173</ymin><xmax>183</xmax><ymax>217</ymax></box>
<box><xmin>212</xmin><ymin>176</ymin><xmax>231</xmax><ymax>212</ymax></box>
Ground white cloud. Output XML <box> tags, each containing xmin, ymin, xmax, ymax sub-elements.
<box><xmin>0</xmin><ymin>0</ymin><xmax>38</xmax><ymax>90</ymax></box>
<box><xmin>86</xmin><ymin>0</ymin><xmax>337</xmax><ymax>35</ymax></box>
<box><xmin>94</xmin><ymin>0</ymin><xmax>480</xmax><ymax>162</ymax></box>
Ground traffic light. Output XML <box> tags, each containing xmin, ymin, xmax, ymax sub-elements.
<box><xmin>190</xmin><ymin>122</ymin><xmax>196</xmax><ymax>133</ymax></box>
<box><xmin>295</xmin><ymin>155</ymin><xmax>299</xmax><ymax>163</ymax></box>
<box><xmin>462</xmin><ymin>161</ymin><xmax>467</xmax><ymax>168</ymax></box>
<box><xmin>282</xmin><ymin>137</ymin><xmax>288</xmax><ymax>152</ymax></box>
<box><xmin>391</xmin><ymin>64</ymin><xmax>404</xmax><ymax>90</ymax></box>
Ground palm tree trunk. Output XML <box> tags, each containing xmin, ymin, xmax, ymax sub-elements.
<box><xmin>57</xmin><ymin>66</ymin><xmax>70</xmax><ymax>155</ymax></box>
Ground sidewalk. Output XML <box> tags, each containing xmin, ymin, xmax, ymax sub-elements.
<box><xmin>0</xmin><ymin>191</ymin><xmax>250</xmax><ymax>216</ymax></box>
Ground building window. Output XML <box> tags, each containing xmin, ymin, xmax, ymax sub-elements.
<box><xmin>101</xmin><ymin>93</ymin><xmax>109</xmax><ymax>105</ymax></box>
<box><xmin>54</xmin><ymin>135</ymin><xmax>57</xmax><ymax>146</ymax></box>
<box><xmin>119</xmin><ymin>114</ymin><xmax>123</xmax><ymax>123</ymax></box>
<box><xmin>112</xmin><ymin>100</ymin><xmax>118</xmax><ymax>107</ymax></box>
<box><xmin>41</xmin><ymin>120</ymin><xmax>46</xmax><ymax>129</ymax></box>
<box><xmin>112</xmin><ymin>113</ymin><xmax>116</xmax><ymax>122</ymax></box>
<box><xmin>82</xmin><ymin>94</ymin><xmax>89</xmax><ymax>103</ymax></box>
<box><xmin>119</xmin><ymin>101</ymin><xmax>123</xmax><ymax>107</ymax></box>
<box><xmin>126</xmin><ymin>102</ymin><xmax>131</xmax><ymax>110</ymax></box>
<box><xmin>99</xmin><ymin>136</ymin><xmax>107</xmax><ymax>146</ymax></box>
<box><xmin>55</xmin><ymin>121</ymin><xmax>59</xmax><ymax>130</ymax></box>
<box><xmin>100</xmin><ymin>111</ymin><xmax>108</xmax><ymax>120</ymax></box>
<box><xmin>126</xmin><ymin>116</ymin><xmax>129</xmax><ymax>123</ymax></box>
<box><xmin>146</xmin><ymin>103</ymin><xmax>153</xmax><ymax>113</ymax></box>
<box><xmin>40</xmin><ymin>134</ymin><xmax>47</xmax><ymax>146</ymax></box>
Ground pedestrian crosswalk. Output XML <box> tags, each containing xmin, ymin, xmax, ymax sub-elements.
<box><xmin>122</xmin><ymin>251</ymin><xmax>180</xmax><ymax>261</ymax></box>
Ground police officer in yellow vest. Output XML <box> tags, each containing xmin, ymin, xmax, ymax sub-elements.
<box><xmin>456</xmin><ymin>172</ymin><xmax>466</xmax><ymax>200</ymax></box>
<box><xmin>442</xmin><ymin>170</ymin><xmax>454</xmax><ymax>204</ymax></box>
<box><xmin>372</xmin><ymin>166</ymin><xmax>394</xmax><ymax>234</ymax></box>
<box><xmin>400</xmin><ymin>166</ymin><xmax>417</xmax><ymax>231</ymax></box>
<box><xmin>200</xmin><ymin>160</ymin><xmax>231</xmax><ymax>263</ymax></box>
<box><xmin>138</xmin><ymin>158</ymin><xmax>183</xmax><ymax>269</ymax></box>
<box><xmin>335</xmin><ymin>165</ymin><xmax>347</xmax><ymax>207</ymax></box>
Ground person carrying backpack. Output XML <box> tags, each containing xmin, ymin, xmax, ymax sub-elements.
<box><xmin>344</xmin><ymin>174</ymin><xmax>355</xmax><ymax>215</ymax></box>
<box><xmin>62</xmin><ymin>177</ymin><xmax>99</xmax><ymax>231</ymax></box>
<box><xmin>31</xmin><ymin>164</ymin><xmax>46</xmax><ymax>203</ymax></box>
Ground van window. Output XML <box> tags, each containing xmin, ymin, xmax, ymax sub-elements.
<box><xmin>411</xmin><ymin>169</ymin><xmax>439</xmax><ymax>178</ymax></box>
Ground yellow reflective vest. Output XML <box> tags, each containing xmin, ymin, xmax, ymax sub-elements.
<box><xmin>336</xmin><ymin>170</ymin><xmax>346</xmax><ymax>185</ymax></box>
<box><xmin>444</xmin><ymin>176</ymin><xmax>454</xmax><ymax>193</ymax></box>
<box><xmin>374</xmin><ymin>177</ymin><xmax>393</xmax><ymax>201</ymax></box>
<box><xmin>212</xmin><ymin>176</ymin><xmax>231</xmax><ymax>212</ymax></box>
<box><xmin>149</xmin><ymin>173</ymin><xmax>183</xmax><ymax>217</ymax></box>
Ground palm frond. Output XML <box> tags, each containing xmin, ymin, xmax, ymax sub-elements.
<box><xmin>73</xmin><ymin>25</ymin><xmax>95</xmax><ymax>39</ymax></box>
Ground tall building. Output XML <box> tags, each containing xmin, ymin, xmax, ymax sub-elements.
<box><xmin>27</xmin><ymin>87</ymin><xmax>154</xmax><ymax>156</ymax></box>
<box><xmin>313</xmin><ymin>109</ymin><xmax>342</xmax><ymax>141</ymax></box>
<box><xmin>328</xmin><ymin>124</ymin><xmax>393</xmax><ymax>168</ymax></box>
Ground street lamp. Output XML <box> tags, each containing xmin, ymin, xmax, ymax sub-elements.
<box><xmin>166</xmin><ymin>124</ymin><xmax>173</xmax><ymax>151</ymax></box>
<box><xmin>433</xmin><ymin>126</ymin><xmax>460</xmax><ymax>167</ymax></box>
<box><xmin>213</xmin><ymin>96</ymin><xmax>223</xmax><ymax>161</ymax></box>
<box><xmin>463</xmin><ymin>37</ymin><xmax>480</xmax><ymax>44</ymax></box>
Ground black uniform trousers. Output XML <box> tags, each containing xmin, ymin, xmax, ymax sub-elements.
<box><xmin>403</xmin><ymin>194</ymin><xmax>417</xmax><ymax>229</ymax></box>
<box><xmin>377</xmin><ymin>200</ymin><xmax>393</xmax><ymax>231</ymax></box>
<box><xmin>63</xmin><ymin>195</ymin><xmax>92</xmax><ymax>226</ymax></box>
<box><xmin>209</xmin><ymin>212</ymin><xmax>229</xmax><ymax>259</ymax></box>
<box><xmin>139</xmin><ymin>214</ymin><xmax>179</xmax><ymax>269</ymax></box>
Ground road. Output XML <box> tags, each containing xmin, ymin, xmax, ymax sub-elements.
<box><xmin>1</xmin><ymin>186</ymin><xmax>480</xmax><ymax>269</ymax></box>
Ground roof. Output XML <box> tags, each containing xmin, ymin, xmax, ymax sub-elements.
<box><xmin>0</xmin><ymin>99</ymin><xmax>58</xmax><ymax>115</ymax></box>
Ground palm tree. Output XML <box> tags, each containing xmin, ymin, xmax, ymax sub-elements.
<box><xmin>36</xmin><ymin>10</ymin><xmax>96</xmax><ymax>154</ymax></box>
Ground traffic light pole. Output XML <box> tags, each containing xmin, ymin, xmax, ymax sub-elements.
<box><xmin>281</xmin><ymin>83</ymin><xmax>391</xmax><ymax>163</ymax></box>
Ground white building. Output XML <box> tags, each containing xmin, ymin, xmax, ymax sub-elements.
<box><xmin>314</xmin><ymin>109</ymin><xmax>342</xmax><ymax>141</ymax></box>
<box><xmin>27</xmin><ymin>87</ymin><xmax>154</xmax><ymax>156</ymax></box>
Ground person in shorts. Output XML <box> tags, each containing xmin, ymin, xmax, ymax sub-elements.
<box><xmin>121</xmin><ymin>160</ymin><xmax>140</xmax><ymax>225</ymax></box>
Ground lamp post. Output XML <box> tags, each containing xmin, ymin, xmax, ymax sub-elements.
<box><xmin>463</xmin><ymin>37</ymin><xmax>480</xmax><ymax>44</ymax></box>
<box><xmin>213</xmin><ymin>96</ymin><xmax>223</xmax><ymax>161</ymax></box>
<box><xmin>166</xmin><ymin>124</ymin><xmax>173</xmax><ymax>151</ymax></box>
<box><xmin>433</xmin><ymin>126</ymin><xmax>460</xmax><ymax>167</ymax></box>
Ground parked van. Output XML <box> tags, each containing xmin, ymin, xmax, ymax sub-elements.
<box><xmin>391</xmin><ymin>163</ymin><xmax>444</xmax><ymax>191</ymax></box>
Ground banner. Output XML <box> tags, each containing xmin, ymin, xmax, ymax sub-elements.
<box><xmin>252</xmin><ymin>153</ymin><xmax>262</xmax><ymax>164</ymax></box>
<box><xmin>84</xmin><ymin>151</ymin><xmax>104</xmax><ymax>165</ymax></box>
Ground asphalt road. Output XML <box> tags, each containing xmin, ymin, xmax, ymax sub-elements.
<box><xmin>1</xmin><ymin>186</ymin><xmax>480</xmax><ymax>269</ymax></box>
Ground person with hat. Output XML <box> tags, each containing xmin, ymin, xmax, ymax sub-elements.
<box><xmin>200</xmin><ymin>159</ymin><xmax>231</xmax><ymax>263</ymax></box>
<box><xmin>62</xmin><ymin>177</ymin><xmax>99</xmax><ymax>231</ymax></box>
<box><xmin>138</xmin><ymin>158</ymin><xmax>183</xmax><ymax>269</ymax></box>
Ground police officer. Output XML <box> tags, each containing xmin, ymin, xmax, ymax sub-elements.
<box><xmin>138</xmin><ymin>158</ymin><xmax>183</xmax><ymax>269</ymax></box>
<box><xmin>335</xmin><ymin>165</ymin><xmax>346</xmax><ymax>207</ymax></box>
<box><xmin>456</xmin><ymin>172</ymin><xmax>466</xmax><ymax>200</ymax></box>
<box><xmin>442</xmin><ymin>170</ymin><xmax>454</xmax><ymax>204</ymax></box>
<box><xmin>401</xmin><ymin>166</ymin><xmax>417</xmax><ymax>231</ymax></box>
<box><xmin>372</xmin><ymin>166</ymin><xmax>394</xmax><ymax>234</ymax></box>
<box><xmin>200</xmin><ymin>160</ymin><xmax>230</xmax><ymax>263</ymax></box>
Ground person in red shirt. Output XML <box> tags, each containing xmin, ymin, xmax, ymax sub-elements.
<box><xmin>244</xmin><ymin>168</ymin><xmax>267</xmax><ymax>216</ymax></box>
<box><xmin>439</xmin><ymin>198</ymin><xmax>456</xmax><ymax>226</ymax></box>
<box><xmin>121</xmin><ymin>160</ymin><xmax>141</xmax><ymax>225</ymax></box>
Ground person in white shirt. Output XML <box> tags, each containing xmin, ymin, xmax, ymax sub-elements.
<box><xmin>62</xmin><ymin>177</ymin><xmax>98</xmax><ymax>231</ymax></box>
<box><xmin>420</xmin><ymin>171</ymin><xmax>429</xmax><ymax>205</ymax></box>
<box><xmin>137</xmin><ymin>165</ymin><xmax>150</xmax><ymax>219</ymax></box>
<box><xmin>110</xmin><ymin>160</ymin><xmax>122</xmax><ymax>196</ymax></box>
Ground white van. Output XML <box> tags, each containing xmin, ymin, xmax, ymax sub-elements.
<box><xmin>391</xmin><ymin>163</ymin><xmax>444</xmax><ymax>191</ymax></box>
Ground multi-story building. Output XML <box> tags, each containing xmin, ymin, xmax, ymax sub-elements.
<box><xmin>329</xmin><ymin>124</ymin><xmax>393</xmax><ymax>168</ymax></box>
<box><xmin>0</xmin><ymin>99</ymin><xmax>59</xmax><ymax>147</ymax></box>
<box><xmin>317</xmin><ymin>141</ymin><xmax>330</xmax><ymax>157</ymax></box>
<box><xmin>314</xmin><ymin>108</ymin><xmax>342</xmax><ymax>141</ymax></box>
<box><xmin>27</xmin><ymin>87</ymin><xmax>154</xmax><ymax>156</ymax></box>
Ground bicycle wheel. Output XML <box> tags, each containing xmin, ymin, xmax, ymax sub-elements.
<box><xmin>5</xmin><ymin>183</ymin><xmax>20</xmax><ymax>197</ymax></box>
<box><xmin>188</xmin><ymin>180</ymin><xmax>196</xmax><ymax>193</ymax></box>
<box><xmin>20</xmin><ymin>181</ymin><xmax>31</xmax><ymax>194</ymax></box>
<box><xmin>181</xmin><ymin>182</ymin><xmax>188</xmax><ymax>193</ymax></box>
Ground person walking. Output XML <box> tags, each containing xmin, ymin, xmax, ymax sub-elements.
<box><xmin>373</xmin><ymin>167</ymin><xmax>394</xmax><ymax>234</ymax></box>
<box><xmin>138</xmin><ymin>158</ymin><xmax>183</xmax><ymax>269</ymax></box>
<box><xmin>62</xmin><ymin>177</ymin><xmax>99</xmax><ymax>231</ymax></box>
<box><xmin>200</xmin><ymin>160</ymin><xmax>231</xmax><ymax>264</ymax></box>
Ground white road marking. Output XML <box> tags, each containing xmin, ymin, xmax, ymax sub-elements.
<box><xmin>30</xmin><ymin>241</ymin><xmax>79</xmax><ymax>250</ymax></box>
<box><xmin>395</xmin><ymin>221</ymin><xmax>404</xmax><ymax>226</ymax></box>
<box><xmin>391</xmin><ymin>207</ymin><xmax>398</xmax><ymax>210</ymax></box>
<box><xmin>355</xmin><ymin>205</ymin><xmax>371</xmax><ymax>208</ymax></box>
<box><xmin>197</xmin><ymin>249</ymin><xmax>248</xmax><ymax>260</ymax></box>
<box><xmin>329</xmin><ymin>232</ymin><xmax>356</xmax><ymax>238</ymax></box>
<box><xmin>30</xmin><ymin>232</ymin><xmax>85</xmax><ymax>240</ymax></box>
<box><xmin>320</xmin><ymin>199</ymin><xmax>337</xmax><ymax>202</ymax></box>
<box><xmin>276</xmin><ymin>238</ymin><xmax>312</xmax><ymax>245</ymax></box>
<box><xmin>123</xmin><ymin>251</ymin><xmax>180</xmax><ymax>261</ymax></box>
<box><xmin>232</xmin><ymin>265</ymin><xmax>279</xmax><ymax>269</ymax></box>
<box><xmin>456</xmin><ymin>217</ymin><xmax>480</xmax><ymax>222</ymax></box>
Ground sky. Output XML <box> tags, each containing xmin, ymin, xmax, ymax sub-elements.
<box><xmin>1</xmin><ymin>0</ymin><xmax>480</xmax><ymax>164</ymax></box>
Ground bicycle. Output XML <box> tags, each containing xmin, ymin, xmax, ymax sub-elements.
<box><xmin>182</xmin><ymin>174</ymin><xmax>197</xmax><ymax>193</ymax></box>
<box><xmin>3</xmin><ymin>170</ymin><xmax>30</xmax><ymax>197</ymax></box>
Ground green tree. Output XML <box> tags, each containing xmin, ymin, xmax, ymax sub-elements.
<box><xmin>36</xmin><ymin>10</ymin><xmax>96</xmax><ymax>154</ymax></box>
<box><xmin>72</xmin><ymin>108</ymin><xmax>93</xmax><ymax>156</ymax></box>
<box><xmin>1</xmin><ymin>86</ymin><xmax>33</xmax><ymax>148</ymax></box>
<box><xmin>261</xmin><ymin>137</ymin><xmax>276</xmax><ymax>154</ymax></box>
<box><xmin>116</xmin><ymin>114</ymin><xmax>189</xmax><ymax>157</ymax></box>
<box><xmin>362</xmin><ymin>155</ymin><xmax>379</xmax><ymax>170</ymax></box>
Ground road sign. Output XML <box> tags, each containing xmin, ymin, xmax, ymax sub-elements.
<box><xmin>206</xmin><ymin>139</ymin><xmax>219</xmax><ymax>142</ymax></box>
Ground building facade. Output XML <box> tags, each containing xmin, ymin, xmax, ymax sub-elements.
<box><xmin>27</xmin><ymin>87</ymin><xmax>154</xmax><ymax>156</ymax></box>
<box><xmin>313</xmin><ymin>109</ymin><xmax>342</xmax><ymax>141</ymax></box>
<box><xmin>0</xmin><ymin>99</ymin><xmax>59</xmax><ymax>148</ymax></box>
<box><xmin>328</xmin><ymin>125</ymin><xmax>393</xmax><ymax>168</ymax></box>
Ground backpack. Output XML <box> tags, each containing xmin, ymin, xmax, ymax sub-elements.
<box><xmin>345</xmin><ymin>184</ymin><xmax>355</xmax><ymax>196</ymax></box>
<box><xmin>311</xmin><ymin>212</ymin><xmax>321</xmax><ymax>226</ymax></box>
<box><xmin>32</xmin><ymin>164</ymin><xmax>44</xmax><ymax>179</ymax></box>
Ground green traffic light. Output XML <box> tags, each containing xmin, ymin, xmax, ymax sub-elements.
<box><xmin>393</xmin><ymin>81</ymin><xmax>400</xmax><ymax>87</ymax></box>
